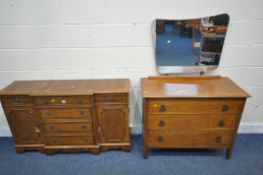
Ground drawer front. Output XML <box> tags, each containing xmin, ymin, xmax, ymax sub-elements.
<box><xmin>146</xmin><ymin>130</ymin><xmax>234</xmax><ymax>148</ymax></box>
<box><xmin>1</xmin><ymin>96</ymin><xmax>32</xmax><ymax>105</ymax></box>
<box><xmin>46</xmin><ymin>135</ymin><xmax>95</xmax><ymax>145</ymax></box>
<box><xmin>147</xmin><ymin>99</ymin><xmax>244</xmax><ymax>114</ymax></box>
<box><xmin>95</xmin><ymin>94</ymin><xmax>128</xmax><ymax>103</ymax></box>
<box><xmin>34</xmin><ymin>96</ymin><xmax>91</xmax><ymax>105</ymax></box>
<box><xmin>39</xmin><ymin>108</ymin><xmax>92</xmax><ymax>119</ymax></box>
<box><xmin>147</xmin><ymin>114</ymin><xmax>238</xmax><ymax>130</ymax></box>
<box><xmin>43</xmin><ymin>122</ymin><xmax>93</xmax><ymax>132</ymax></box>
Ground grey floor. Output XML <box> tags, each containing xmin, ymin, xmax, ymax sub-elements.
<box><xmin>0</xmin><ymin>134</ymin><xmax>263</xmax><ymax>175</ymax></box>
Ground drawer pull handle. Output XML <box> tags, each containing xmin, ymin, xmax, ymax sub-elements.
<box><xmin>215</xmin><ymin>136</ymin><xmax>221</xmax><ymax>144</ymax></box>
<box><xmin>159</xmin><ymin>105</ymin><xmax>166</xmax><ymax>112</ymax></box>
<box><xmin>50</xmin><ymin>125</ymin><xmax>55</xmax><ymax>130</ymax></box>
<box><xmin>35</xmin><ymin>125</ymin><xmax>40</xmax><ymax>133</ymax></box>
<box><xmin>222</xmin><ymin>104</ymin><xmax>229</xmax><ymax>112</ymax></box>
<box><xmin>159</xmin><ymin>120</ymin><xmax>165</xmax><ymax>127</ymax></box>
<box><xmin>61</xmin><ymin>99</ymin><xmax>67</xmax><ymax>104</ymax></box>
<box><xmin>14</xmin><ymin>97</ymin><xmax>20</xmax><ymax>103</ymax></box>
<box><xmin>83</xmin><ymin>137</ymin><xmax>88</xmax><ymax>143</ymax></box>
<box><xmin>46</xmin><ymin>112</ymin><xmax>51</xmax><ymax>116</ymax></box>
<box><xmin>157</xmin><ymin>135</ymin><xmax>164</xmax><ymax>143</ymax></box>
<box><xmin>82</xmin><ymin>125</ymin><xmax>87</xmax><ymax>129</ymax></box>
<box><xmin>80</xmin><ymin>111</ymin><xmax>85</xmax><ymax>116</ymax></box>
<box><xmin>218</xmin><ymin>120</ymin><xmax>225</xmax><ymax>127</ymax></box>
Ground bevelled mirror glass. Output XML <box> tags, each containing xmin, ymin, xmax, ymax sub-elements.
<box><xmin>153</xmin><ymin>14</ymin><xmax>229</xmax><ymax>74</ymax></box>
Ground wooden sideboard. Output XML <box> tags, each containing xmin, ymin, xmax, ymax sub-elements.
<box><xmin>141</xmin><ymin>75</ymin><xmax>250</xmax><ymax>159</ymax></box>
<box><xmin>0</xmin><ymin>79</ymin><xmax>131</xmax><ymax>154</ymax></box>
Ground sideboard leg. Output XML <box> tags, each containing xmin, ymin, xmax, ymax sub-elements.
<box><xmin>143</xmin><ymin>145</ymin><xmax>148</xmax><ymax>159</ymax></box>
<box><xmin>226</xmin><ymin>147</ymin><xmax>233</xmax><ymax>159</ymax></box>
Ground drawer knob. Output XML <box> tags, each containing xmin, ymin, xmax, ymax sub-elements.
<box><xmin>35</xmin><ymin>125</ymin><xmax>40</xmax><ymax>133</ymax></box>
<box><xmin>83</xmin><ymin>137</ymin><xmax>88</xmax><ymax>143</ymax></box>
<box><xmin>52</xmin><ymin>138</ymin><xmax>58</xmax><ymax>143</ymax></box>
<box><xmin>157</xmin><ymin>135</ymin><xmax>164</xmax><ymax>143</ymax></box>
<box><xmin>14</xmin><ymin>97</ymin><xmax>20</xmax><ymax>103</ymax></box>
<box><xmin>159</xmin><ymin>120</ymin><xmax>165</xmax><ymax>127</ymax></box>
<box><xmin>215</xmin><ymin>136</ymin><xmax>221</xmax><ymax>144</ymax></box>
<box><xmin>82</xmin><ymin>125</ymin><xmax>87</xmax><ymax>129</ymax></box>
<box><xmin>50</xmin><ymin>124</ymin><xmax>55</xmax><ymax>130</ymax></box>
<box><xmin>218</xmin><ymin>120</ymin><xmax>225</xmax><ymax>127</ymax></box>
<box><xmin>159</xmin><ymin>105</ymin><xmax>166</xmax><ymax>112</ymax></box>
<box><xmin>61</xmin><ymin>99</ymin><xmax>67</xmax><ymax>104</ymax></box>
<box><xmin>222</xmin><ymin>104</ymin><xmax>229</xmax><ymax>112</ymax></box>
<box><xmin>80</xmin><ymin>111</ymin><xmax>85</xmax><ymax>116</ymax></box>
<box><xmin>46</xmin><ymin>112</ymin><xmax>51</xmax><ymax>116</ymax></box>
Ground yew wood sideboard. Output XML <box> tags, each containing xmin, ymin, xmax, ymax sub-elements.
<box><xmin>141</xmin><ymin>75</ymin><xmax>250</xmax><ymax>159</ymax></box>
<box><xmin>0</xmin><ymin>79</ymin><xmax>131</xmax><ymax>154</ymax></box>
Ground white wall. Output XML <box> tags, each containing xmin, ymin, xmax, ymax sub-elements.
<box><xmin>0</xmin><ymin>0</ymin><xmax>263</xmax><ymax>135</ymax></box>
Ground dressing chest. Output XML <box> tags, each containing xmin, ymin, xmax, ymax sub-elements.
<box><xmin>0</xmin><ymin>79</ymin><xmax>131</xmax><ymax>154</ymax></box>
<box><xmin>142</xmin><ymin>75</ymin><xmax>250</xmax><ymax>159</ymax></box>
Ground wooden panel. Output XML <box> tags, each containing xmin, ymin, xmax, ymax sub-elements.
<box><xmin>1</xmin><ymin>96</ymin><xmax>32</xmax><ymax>106</ymax></box>
<box><xmin>95</xmin><ymin>94</ymin><xmax>128</xmax><ymax>103</ymax></box>
<box><xmin>147</xmin><ymin>130</ymin><xmax>234</xmax><ymax>148</ymax></box>
<box><xmin>34</xmin><ymin>96</ymin><xmax>91</xmax><ymax>105</ymax></box>
<box><xmin>45</xmin><ymin>135</ymin><xmax>95</xmax><ymax>145</ymax></box>
<box><xmin>147</xmin><ymin>98</ymin><xmax>244</xmax><ymax>114</ymax></box>
<box><xmin>43</xmin><ymin>122</ymin><xmax>93</xmax><ymax>132</ymax></box>
<box><xmin>147</xmin><ymin>114</ymin><xmax>238</xmax><ymax>130</ymax></box>
<box><xmin>97</xmin><ymin>105</ymin><xmax>129</xmax><ymax>143</ymax></box>
<box><xmin>39</xmin><ymin>108</ymin><xmax>92</xmax><ymax>119</ymax></box>
<box><xmin>3</xmin><ymin>108</ymin><xmax>41</xmax><ymax>144</ymax></box>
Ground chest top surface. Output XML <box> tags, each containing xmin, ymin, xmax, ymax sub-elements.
<box><xmin>0</xmin><ymin>79</ymin><xmax>130</xmax><ymax>96</ymax></box>
<box><xmin>141</xmin><ymin>75</ymin><xmax>250</xmax><ymax>98</ymax></box>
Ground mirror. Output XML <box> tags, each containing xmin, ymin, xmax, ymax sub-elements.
<box><xmin>153</xmin><ymin>14</ymin><xmax>229</xmax><ymax>74</ymax></box>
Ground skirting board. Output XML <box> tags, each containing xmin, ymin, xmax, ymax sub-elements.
<box><xmin>1</xmin><ymin>123</ymin><xmax>263</xmax><ymax>137</ymax></box>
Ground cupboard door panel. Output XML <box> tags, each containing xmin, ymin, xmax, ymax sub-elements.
<box><xmin>97</xmin><ymin>105</ymin><xmax>129</xmax><ymax>143</ymax></box>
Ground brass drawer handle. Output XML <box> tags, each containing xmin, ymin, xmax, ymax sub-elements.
<box><xmin>80</xmin><ymin>111</ymin><xmax>85</xmax><ymax>116</ymax></box>
<box><xmin>159</xmin><ymin>120</ymin><xmax>165</xmax><ymax>127</ymax></box>
<box><xmin>157</xmin><ymin>135</ymin><xmax>164</xmax><ymax>143</ymax></box>
<box><xmin>61</xmin><ymin>99</ymin><xmax>67</xmax><ymax>104</ymax></box>
<box><xmin>83</xmin><ymin>137</ymin><xmax>88</xmax><ymax>143</ymax></box>
<box><xmin>46</xmin><ymin>112</ymin><xmax>51</xmax><ymax>116</ymax></box>
<box><xmin>215</xmin><ymin>136</ymin><xmax>221</xmax><ymax>144</ymax></box>
<box><xmin>49</xmin><ymin>124</ymin><xmax>55</xmax><ymax>130</ymax></box>
<box><xmin>81</xmin><ymin>125</ymin><xmax>87</xmax><ymax>129</ymax></box>
<box><xmin>35</xmin><ymin>125</ymin><xmax>40</xmax><ymax>133</ymax></box>
<box><xmin>222</xmin><ymin>104</ymin><xmax>229</xmax><ymax>112</ymax></box>
<box><xmin>159</xmin><ymin>105</ymin><xmax>166</xmax><ymax>112</ymax></box>
<box><xmin>218</xmin><ymin>119</ymin><xmax>225</xmax><ymax>127</ymax></box>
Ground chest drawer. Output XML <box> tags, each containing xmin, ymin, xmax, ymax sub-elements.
<box><xmin>1</xmin><ymin>96</ymin><xmax>32</xmax><ymax>106</ymax></box>
<box><xmin>95</xmin><ymin>94</ymin><xmax>128</xmax><ymax>103</ymax></box>
<box><xmin>147</xmin><ymin>114</ymin><xmax>237</xmax><ymax>130</ymax></box>
<box><xmin>146</xmin><ymin>130</ymin><xmax>234</xmax><ymax>148</ymax></box>
<box><xmin>147</xmin><ymin>98</ymin><xmax>244</xmax><ymax>114</ymax></box>
<box><xmin>45</xmin><ymin>135</ymin><xmax>95</xmax><ymax>145</ymax></box>
<box><xmin>43</xmin><ymin>122</ymin><xmax>93</xmax><ymax>132</ymax></box>
<box><xmin>39</xmin><ymin>108</ymin><xmax>92</xmax><ymax>119</ymax></box>
<box><xmin>34</xmin><ymin>96</ymin><xmax>91</xmax><ymax>105</ymax></box>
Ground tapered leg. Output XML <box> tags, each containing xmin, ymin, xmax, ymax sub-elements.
<box><xmin>144</xmin><ymin>145</ymin><xmax>148</xmax><ymax>159</ymax></box>
<box><xmin>226</xmin><ymin>147</ymin><xmax>233</xmax><ymax>159</ymax></box>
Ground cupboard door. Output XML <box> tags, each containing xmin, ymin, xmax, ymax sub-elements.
<box><xmin>4</xmin><ymin>108</ymin><xmax>41</xmax><ymax>144</ymax></box>
<box><xmin>97</xmin><ymin>105</ymin><xmax>129</xmax><ymax>143</ymax></box>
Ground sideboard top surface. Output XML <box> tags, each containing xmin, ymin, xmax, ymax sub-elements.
<box><xmin>141</xmin><ymin>75</ymin><xmax>250</xmax><ymax>98</ymax></box>
<box><xmin>0</xmin><ymin>79</ymin><xmax>130</xmax><ymax>96</ymax></box>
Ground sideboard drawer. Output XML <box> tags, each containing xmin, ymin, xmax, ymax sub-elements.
<box><xmin>95</xmin><ymin>94</ymin><xmax>128</xmax><ymax>103</ymax></box>
<box><xmin>43</xmin><ymin>122</ymin><xmax>94</xmax><ymax>132</ymax></box>
<box><xmin>1</xmin><ymin>96</ymin><xmax>32</xmax><ymax>106</ymax></box>
<box><xmin>39</xmin><ymin>108</ymin><xmax>92</xmax><ymax>119</ymax></box>
<box><xmin>147</xmin><ymin>114</ymin><xmax>237</xmax><ymax>130</ymax></box>
<box><xmin>34</xmin><ymin>96</ymin><xmax>91</xmax><ymax>105</ymax></box>
<box><xmin>46</xmin><ymin>135</ymin><xmax>95</xmax><ymax>145</ymax></box>
<box><xmin>146</xmin><ymin>130</ymin><xmax>234</xmax><ymax>148</ymax></box>
<box><xmin>147</xmin><ymin>99</ymin><xmax>244</xmax><ymax>114</ymax></box>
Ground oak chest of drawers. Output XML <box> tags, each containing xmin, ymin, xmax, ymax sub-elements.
<box><xmin>0</xmin><ymin>79</ymin><xmax>131</xmax><ymax>154</ymax></box>
<box><xmin>141</xmin><ymin>75</ymin><xmax>250</xmax><ymax>159</ymax></box>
